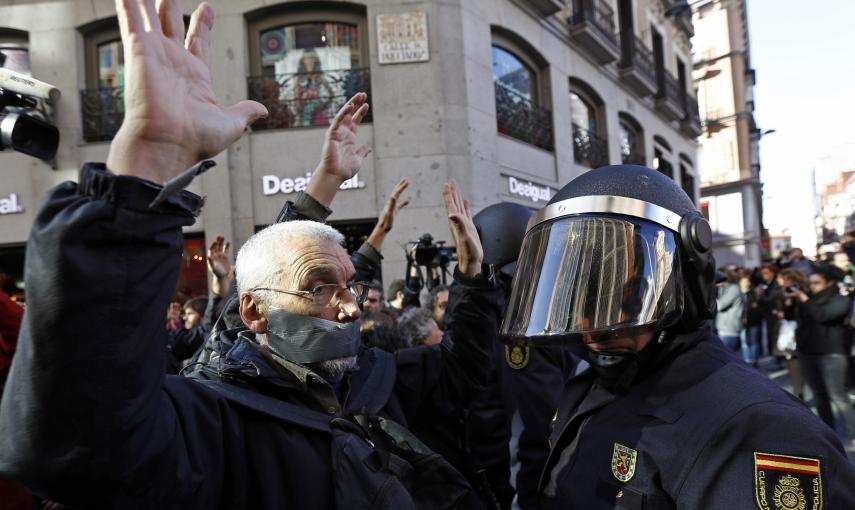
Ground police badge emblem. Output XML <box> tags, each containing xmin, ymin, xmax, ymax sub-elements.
<box><xmin>753</xmin><ymin>452</ymin><xmax>822</xmax><ymax>510</ymax></box>
<box><xmin>611</xmin><ymin>443</ymin><xmax>637</xmax><ymax>482</ymax></box>
<box><xmin>504</xmin><ymin>343</ymin><xmax>530</xmax><ymax>369</ymax></box>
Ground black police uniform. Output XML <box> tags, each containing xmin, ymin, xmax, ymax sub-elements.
<box><xmin>539</xmin><ymin>323</ymin><xmax>855</xmax><ymax>509</ymax></box>
<box><xmin>499</xmin><ymin>164</ymin><xmax>855</xmax><ymax>509</ymax></box>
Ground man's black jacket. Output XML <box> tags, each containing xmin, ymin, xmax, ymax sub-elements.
<box><xmin>0</xmin><ymin>165</ymin><xmax>503</xmax><ymax>509</ymax></box>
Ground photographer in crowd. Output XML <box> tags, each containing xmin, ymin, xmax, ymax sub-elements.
<box><xmin>786</xmin><ymin>264</ymin><xmax>855</xmax><ymax>445</ymax></box>
<box><xmin>0</xmin><ymin>2</ymin><xmax>503</xmax><ymax>508</ymax></box>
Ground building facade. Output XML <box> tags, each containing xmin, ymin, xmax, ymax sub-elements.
<box><xmin>817</xmin><ymin>169</ymin><xmax>855</xmax><ymax>253</ymax></box>
<box><xmin>0</xmin><ymin>0</ymin><xmax>700</xmax><ymax>300</ymax></box>
<box><xmin>690</xmin><ymin>0</ymin><xmax>765</xmax><ymax>268</ymax></box>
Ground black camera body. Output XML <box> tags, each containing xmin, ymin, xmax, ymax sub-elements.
<box><xmin>0</xmin><ymin>68</ymin><xmax>60</xmax><ymax>161</ymax></box>
<box><xmin>785</xmin><ymin>284</ymin><xmax>800</xmax><ymax>293</ymax></box>
<box><xmin>411</xmin><ymin>233</ymin><xmax>456</xmax><ymax>268</ymax></box>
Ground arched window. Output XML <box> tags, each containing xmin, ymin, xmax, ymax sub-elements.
<box><xmin>652</xmin><ymin>136</ymin><xmax>673</xmax><ymax>178</ymax></box>
<box><xmin>491</xmin><ymin>28</ymin><xmax>552</xmax><ymax>150</ymax></box>
<box><xmin>619</xmin><ymin>113</ymin><xmax>645</xmax><ymax>165</ymax></box>
<box><xmin>569</xmin><ymin>79</ymin><xmax>607</xmax><ymax>168</ymax></box>
<box><xmin>492</xmin><ymin>46</ymin><xmax>536</xmax><ymax>101</ymax></box>
<box><xmin>247</xmin><ymin>5</ymin><xmax>369</xmax><ymax>130</ymax></box>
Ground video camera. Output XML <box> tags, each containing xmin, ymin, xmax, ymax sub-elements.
<box><xmin>405</xmin><ymin>233</ymin><xmax>457</xmax><ymax>293</ymax></box>
<box><xmin>0</xmin><ymin>67</ymin><xmax>60</xmax><ymax>161</ymax></box>
<box><xmin>410</xmin><ymin>233</ymin><xmax>457</xmax><ymax>269</ymax></box>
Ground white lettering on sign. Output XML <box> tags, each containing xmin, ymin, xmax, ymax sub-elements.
<box><xmin>377</xmin><ymin>12</ymin><xmax>430</xmax><ymax>65</ymax></box>
<box><xmin>508</xmin><ymin>177</ymin><xmax>552</xmax><ymax>203</ymax></box>
<box><xmin>0</xmin><ymin>193</ymin><xmax>23</xmax><ymax>214</ymax></box>
<box><xmin>262</xmin><ymin>173</ymin><xmax>365</xmax><ymax>196</ymax></box>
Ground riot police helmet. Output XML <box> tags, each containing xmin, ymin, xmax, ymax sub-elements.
<box><xmin>500</xmin><ymin>164</ymin><xmax>715</xmax><ymax>347</ymax></box>
<box><xmin>473</xmin><ymin>202</ymin><xmax>533</xmax><ymax>277</ymax></box>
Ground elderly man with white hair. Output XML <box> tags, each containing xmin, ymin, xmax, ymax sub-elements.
<box><xmin>0</xmin><ymin>1</ymin><xmax>502</xmax><ymax>508</ymax></box>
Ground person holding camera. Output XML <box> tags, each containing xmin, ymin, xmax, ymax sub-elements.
<box><xmin>786</xmin><ymin>264</ymin><xmax>855</xmax><ymax>444</ymax></box>
<box><xmin>776</xmin><ymin>268</ymin><xmax>807</xmax><ymax>399</ymax></box>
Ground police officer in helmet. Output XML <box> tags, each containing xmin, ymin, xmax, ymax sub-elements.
<box><xmin>501</xmin><ymin>165</ymin><xmax>855</xmax><ymax>509</ymax></box>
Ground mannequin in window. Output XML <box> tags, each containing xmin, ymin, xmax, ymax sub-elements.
<box><xmin>295</xmin><ymin>49</ymin><xmax>334</xmax><ymax>127</ymax></box>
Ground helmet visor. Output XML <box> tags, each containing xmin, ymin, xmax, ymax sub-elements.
<box><xmin>501</xmin><ymin>214</ymin><xmax>683</xmax><ymax>344</ymax></box>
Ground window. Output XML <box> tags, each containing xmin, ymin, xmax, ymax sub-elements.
<box><xmin>492</xmin><ymin>46</ymin><xmax>535</xmax><ymax>101</ymax></box>
<box><xmin>570</xmin><ymin>91</ymin><xmax>597</xmax><ymax>133</ymax></box>
<box><xmin>247</xmin><ymin>6</ymin><xmax>369</xmax><ymax>130</ymax></box>
<box><xmin>0</xmin><ymin>29</ymin><xmax>29</xmax><ymax>75</ymax></box>
<box><xmin>491</xmin><ymin>28</ymin><xmax>552</xmax><ymax>150</ymax></box>
<box><xmin>652</xmin><ymin>136</ymin><xmax>673</xmax><ymax>178</ymax></box>
<box><xmin>96</xmin><ymin>39</ymin><xmax>124</xmax><ymax>88</ymax></box>
<box><xmin>618</xmin><ymin>113</ymin><xmax>645</xmax><ymax>165</ymax></box>
<box><xmin>79</xmin><ymin>19</ymin><xmax>124</xmax><ymax>142</ymax></box>
<box><xmin>569</xmin><ymin>79</ymin><xmax>607</xmax><ymax>167</ymax></box>
<box><xmin>680</xmin><ymin>154</ymin><xmax>696</xmax><ymax>203</ymax></box>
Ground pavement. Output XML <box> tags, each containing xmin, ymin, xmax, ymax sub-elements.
<box><xmin>756</xmin><ymin>355</ymin><xmax>855</xmax><ymax>463</ymax></box>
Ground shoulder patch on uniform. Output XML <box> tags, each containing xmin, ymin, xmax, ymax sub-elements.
<box><xmin>611</xmin><ymin>443</ymin><xmax>637</xmax><ymax>482</ymax></box>
<box><xmin>505</xmin><ymin>343</ymin><xmax>529</xmax><ymax>369</ymax></box>
<box><xmin>753</xmin><ymin>452</ymin><xmax>822</xmax><ymax>510</ymax></box>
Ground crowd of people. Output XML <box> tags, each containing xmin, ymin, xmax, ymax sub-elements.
<box><xmin>1</xmin><ymin>1</ymin><xmax>855</xmax><ymax>509</ymax></box>
<box><xmin>714</xmin><ymin>245</ymin><xmax>855</xmax><ymax>445</ymax></box>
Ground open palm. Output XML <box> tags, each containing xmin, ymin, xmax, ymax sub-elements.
<box><xmin>109</xmin><ymin>0</ymin><xmax>266</xmax><ymax>181</ymax></box>
<box><xmin>317</xmin><ymin>92</ymin><xmax>372</xmax><ymax>181</ymax></box>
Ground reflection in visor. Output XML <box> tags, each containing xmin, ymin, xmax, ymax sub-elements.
<box><xmin>502</xmin><ymin>215</ymin><xmax>682</xmax><ymax>342</ymax></box>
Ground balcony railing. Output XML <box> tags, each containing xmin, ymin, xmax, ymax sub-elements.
<box><xmin>659</xmin><ymin>71</ymin><xmax>682</xmax><ymax>106</ymax></box>
<box><xmin>621</xmin><ymin>35</ymin><xmax>657</xmax><ymax>85</ymax></box>
<box><xmin>570</xmin><ymin>0</ymin><xmax>618</xmax><ymax>46</ymax></box>
<box><xmin>81</xmin><ymin>87</ymin><xmax>124</xmax><ymax>142</ymax></box>
<box><xmin>572</xmin><ymin>123</ymin><xmax>608</xmax><ymax>168</ymax></box>
<box><xmin>494</xmin><ymin>82</ymin><xmax>554</xmax><ymax>151</ymax></box>
<box><xmin>247</xmin><ymin>67</ymin><xmax>372</xmax><ymax>131</ymax></box>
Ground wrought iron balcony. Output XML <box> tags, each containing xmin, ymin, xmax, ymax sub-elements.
<box><xmin>81</xmin><ymin>87</ymin><xmax>124</xmax><ymax>142</ymax></box>
<box><xmin>655</xmin><ymin>71</ymin><xmax>685</xmax><ymax>121</ymax></box>
<box><xmin>494</xmin><ymin>82</ymin><xmax>554</xmax><ymax>151</ymax></box>
<box><xmin>572</xmin><ymin>123</ymin><xmax>608</xmax><ymax>168</ymax></box>
<box><xmin>681</xmin><ymin>95</ymin><xmax>702</xmax><ymax>138</ymax></box>
<box><xmin>569</xmin><ymin>0</ymin><xmax>620</xmax><ymax>64</ymax></box>
<box><xmin>247</xmin><ymin>68</ymin><xmax>371</xmax><ymax>131</ymax></box>
<box><xmin>618</xmin><ymin>35</ymin><xmax>657</xmax><ymax>97</ymax></box>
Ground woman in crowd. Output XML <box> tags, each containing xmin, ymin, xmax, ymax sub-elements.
<box><xmin>787</xmin><ymin>265</ymin><xmax>854</xmax><ymax>442</ymax></box>
<box><xmin>777</xmin><ymin>268</ymin><xmax>807</xmax><ymax>399</ymax></box>
<box><xmin>715</xmin><ymin>267</ymin><xmax>744</xmax><ymax>352</ymax></box>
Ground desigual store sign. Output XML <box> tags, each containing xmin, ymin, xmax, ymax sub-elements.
<box><xmin>262</xmin><ymin>173</ymin><xmax>365</xmax><ymax>196</ymax></box>
<box><xmin>0</xmin><ymin>193</ymin><xmax>24</xmax><ymax>214</ymax></box>
<box><xmin>507</xmin><ymin>176</ymin><xmax>552</xmax><ymax>203</ymax></box>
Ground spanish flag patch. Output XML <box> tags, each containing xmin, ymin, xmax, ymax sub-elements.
<box><xmin>753</xmin><ymin>452</ymin><xmax>822</xmax><ymax>510</ymax></box>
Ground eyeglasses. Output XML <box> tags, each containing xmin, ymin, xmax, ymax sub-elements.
<box><xmin>249</xmin><ymin>282</ymin><xmax>370</xmax><ymax>308</ymax></box>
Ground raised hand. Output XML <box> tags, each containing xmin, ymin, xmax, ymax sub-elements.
<box><xmin>306</xmin><ymin>93</ymin><xmax>372</xmax><ymax>207</ymax></box>
<box><xmin>366</xmin><ymin>179</ymin><xmax>410</xmax><ymax>251</ymax></box>
<box><xmin>206</xmin><ymin>235</ymin><xmax>233</xmax><ymax>297</ymax></box>
<box><xmin>442</xmin><ymin>180</ymin><xmax>484</xmax><ymax>278</ymax></box>
<box><xmin>206</xmin><ymin>235</ymin><xmax>232</xmax><ymax>279</ymax></box>
<box><xmin>166</xmin><ymin>301</ymin><xmax>182</xmax><ymax>329</ymax></box>
<box><xmin>106</xmin><ymin>0</ymin><xmax>268</xmax><ymax>183</ymax></box>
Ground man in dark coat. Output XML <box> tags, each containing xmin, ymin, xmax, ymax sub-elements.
<box><xmin>501</xmin><ymin>164</ymin><xmax>855</xmax><ymax>509</ymax></box>
<box><xmin>0</xmin><ymin>2</ymin><xmax>501</xmax><ymax>508</ymax></box>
